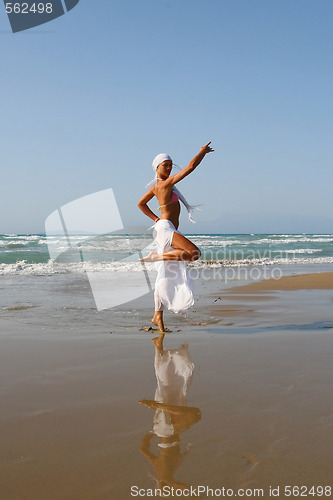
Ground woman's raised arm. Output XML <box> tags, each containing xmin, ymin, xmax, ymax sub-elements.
<box><xmin>167</xmin><ymin>142</ymin><xmax>214</xmax><ymax>186</ymax></box>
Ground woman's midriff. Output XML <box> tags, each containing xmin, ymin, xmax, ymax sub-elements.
<box><xmin>159</xmin><ymin>202</ymin><xmax>180</xmax><ymax>230</ymax></box>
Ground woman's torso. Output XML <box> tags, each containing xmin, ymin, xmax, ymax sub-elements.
<box><xmin>153</xmin><ymin>181</ymin><xmax>180</xmax><ymax>229</ymax></box>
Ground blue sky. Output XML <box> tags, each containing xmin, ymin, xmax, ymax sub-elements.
<box><xmin>1</xmin><ymin>0</ymin><xmax>332</xmax><ymax>234</ymax></box>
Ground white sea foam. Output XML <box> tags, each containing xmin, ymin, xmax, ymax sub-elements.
<box><xmin>3</xmin><ymin>235</ymin><xmax>41</xmax><ymax>241</ymax></box>
<box><xmin>253</xmin><ymin>237</ymin><xmax>333</xmax><ymax>244</ymax></box>
<box><xmin>194</xmin><ymin>236</ymin><xmax>333</xmax><ymax>247</ymax></box>
<box><xmin>283</xmin><ymin>248</ymin><xmax>322</xmax><ymax>254</ymax></box>
<box><xmin>196</xmin><ymin>257</ymin><xmax>333</xmax><ymax>268</ymax></box>
<box><xmin>2</xmin><ymin>257</ymin><xmax>333</xmax><ymax>276</ymax></box>
<box><xmin>195</xmin><ymin>240</ymin><xmax>238</xmax><ymax>247</ymax></box>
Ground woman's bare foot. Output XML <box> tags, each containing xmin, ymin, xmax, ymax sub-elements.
<box><xmin>139</xmin><ymin>251</ymin><xmax>159</xmax><ymax>262</ymax></box>
<box><xmin>152</xmin><ymin>312</ymin><xmax>165</xmax><ymax>332</ymax></box>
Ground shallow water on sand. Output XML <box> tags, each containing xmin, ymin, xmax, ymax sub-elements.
<box><xmin>1</xmin><ymin>263</ymin><xmax>333</xmax><ymax>331</ymax></box>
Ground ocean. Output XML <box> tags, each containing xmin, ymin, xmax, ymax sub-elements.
<box><xmin>1</xmin><ymin>233</ymin><xmax>333</xmax><ymax>275</ymax></box>
<box><xmin>1</xmin><ymin>232</ymin><xmax>333</xmax><ymax>330</ymax></box>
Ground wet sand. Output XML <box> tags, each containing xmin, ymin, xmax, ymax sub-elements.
<box><xmin>227</xmin><ymin>271</ymin><xmax>333</xmax><ymax>293</ymax></box>
<box><xmin>1</xmin><ymin>271</ymin><xmax>333</xmax><ymax>499</ymax></box>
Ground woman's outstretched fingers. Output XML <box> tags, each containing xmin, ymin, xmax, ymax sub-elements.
<box><xmin>201</xmin><ymin>141</ymin><xmax>214</xmax><ymax>153</ymax></box>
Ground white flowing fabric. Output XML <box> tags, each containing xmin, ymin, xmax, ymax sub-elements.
<box><xmin>153</xmin><ymin>220</ymin><xmax>194</xmax><ymax>314</ymax></box>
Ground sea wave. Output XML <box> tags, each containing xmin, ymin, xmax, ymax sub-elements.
<box><xmin>2</xmin><ymin>257</ymin><xmax>333</xmax><ymax>276</ymax></box>
<box><xmin>0</xmin><ymin>260</ymin><xmax>155</xmax><ymax>276</ymax></box>
<box><xmin>1</xmin><ymin>233</ymin><xmax>332</xmax><ymax>270</ymax></box>
<box><xmin>283</xmin><ymin>248</ymin><xmax>322</xmax><ymax>254</ymax></box>
<box><xmin>249</xmin><ymin>237</ymin><xmax>333</xmax><ymax>244</ymax></box>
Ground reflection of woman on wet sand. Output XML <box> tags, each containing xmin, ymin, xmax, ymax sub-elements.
<box><xmin>139</xmin><ymin>334</ymin><xmax>201</xmax><ymax>493</ymax></box>
<box><xmin>138</xmin><ymin>143</ymin><xmax>214</xmax><ymax>332</ymax></box>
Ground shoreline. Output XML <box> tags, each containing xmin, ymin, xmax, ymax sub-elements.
<box><xmin>1</xmin><ymin>264</ymin><xmax>333</xmax><ymax>331</ymax></box>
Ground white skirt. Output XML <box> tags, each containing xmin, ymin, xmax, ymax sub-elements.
<box><xmin>153</xmin><ymin>220</ymin><xmax>194</xmax><ymax>314</ymax></box>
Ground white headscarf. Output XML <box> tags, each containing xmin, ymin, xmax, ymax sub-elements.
<box><xmin>148</xmin><ymin>153</ymin><xmax>201</xmax><ymax>224</ymax></box>
<box><xmin>152</xmin><ymin>153</ymin><xmax>172</xmax><ymax>171</ymax></box>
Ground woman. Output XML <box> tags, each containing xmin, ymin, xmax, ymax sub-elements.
<box><xmin>137</xmin><ymin>142</ymin><xmax>214</xmax><ymax>332</ymax></box>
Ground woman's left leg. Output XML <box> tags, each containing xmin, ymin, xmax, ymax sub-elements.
<box><xmin>165</xmin><ymin>232</ymin><xmax>201</xmax><ymax>261</ymax></box>
<box><xmin>140</xmin><ymin>232</ymin><xmax>201</xmax><ymax>262</ymax></box>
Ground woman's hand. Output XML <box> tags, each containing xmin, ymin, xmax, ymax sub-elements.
<box><xmin>201</xmin><ymin>141</ymin><xmax>214</xmax><ymax>154</ymax></box>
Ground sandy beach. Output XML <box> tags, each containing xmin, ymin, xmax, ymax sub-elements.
<box><xmin>1</xmin><ymin>270</ymin><xmax>333</xmax><ymax>499</ymax></box>
<box><xmin>227</xmin><ymin>271</ymin><xmax>333</xmax><ymax>292</ymax></box>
